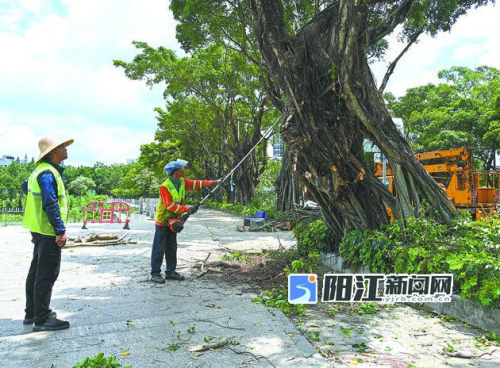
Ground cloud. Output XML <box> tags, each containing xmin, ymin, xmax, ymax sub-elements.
<box><xmin>372</xmin><ymin>3</ymin><xmax>500</xmax><ymax>97</ymax></box>
<box><xmin>2</xmin><ymin>1</ymin><xmax>498</xmax><ymax>165</ymax></box>
<box><xmin>0</xmin><ymin>109</ymin><xmax>154</xmax><ymax>165</ymax></box>
<box><xmin>0</xmin><ymin>0</ymin><xmax>180</xmax><ymax>165</ymax></box>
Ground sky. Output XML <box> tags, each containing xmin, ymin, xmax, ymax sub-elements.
<box><xmin>0</xmin><ymin>0</ymin><xmax>498</xmax><ymax>166</ymax></box>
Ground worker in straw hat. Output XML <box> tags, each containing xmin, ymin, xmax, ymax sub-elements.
<box><xmin>21</xmin><ymin>137</ymin><xmax>73</xmax><ymax>332</ymax></box>
<box><xmin>151</xmin><ymin>159</ymin><xmax>219</xmax><ymax>283</ymax></box>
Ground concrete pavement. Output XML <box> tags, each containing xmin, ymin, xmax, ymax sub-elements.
<box><xmin>0</xmin><ymin>209</ymin><xmax>326</xmax><ymax>368</ymax></box>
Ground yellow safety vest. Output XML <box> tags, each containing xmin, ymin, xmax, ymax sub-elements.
<box><xmin>155</xmin><ymin>177</ymin><xmax>186</xmax><ymax>223</ymax></box>
<box><xmin>23</xmin><ymin>162</ymin><xmax>68</xmax><ymax>236</ymax></box>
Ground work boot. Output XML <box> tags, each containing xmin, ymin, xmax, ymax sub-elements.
<box><xmin>165</xmin><ymin>271</ymin><xmax>185</xmax><ymax>281</ymax></box>
<box><xmin>23</xmin><ymin>311</ymin><xmax>57</xmax><ymax>325</ymax></box>
<box><xmin>151</xmin><ymin>274</ymin><xmax>165</xmax><ymax>284</ymax></box>
<box><xmin>33</xmin><ymin>316</ymin><xmax>70</xmax><ymax>332</ymax></box>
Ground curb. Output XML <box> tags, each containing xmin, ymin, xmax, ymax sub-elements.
<box><xmin>320</xmin><ymin>251</ymin><xmax>500</xmax><ymax>334</ymax></box>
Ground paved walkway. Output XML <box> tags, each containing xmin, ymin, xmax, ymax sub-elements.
<box><xmin>0</xmin><ymin>209</ymin><xmax>325</xmax><ymax>368</ymax></box>
<box><xmin>1</xmin><ymin>209</ymin><xmax>498</xmax><ymax>368</ymax></box>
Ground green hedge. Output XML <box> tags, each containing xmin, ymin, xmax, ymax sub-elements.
<box><xmin>68</xmin><ymin>194</ymin><xmax>109</xmax><ymax>222</ymax></box>
<box><xmin>202</xmin><ymin>199</ymin><xmax>284</xmax><ymax>220</ymax></box>
<box><xmin>339</xmin><ymin>215</ymin><xmax>500</xmax><ymax>307</ymax></box>
<box><xmin>0</xmin><ymin>194</ymin><xmax>109</xmax><ymax>225</ymax></box>
<box><xmin>0</xmin><ymin>213</ymin><xmax>23</xmax><ymax>225</ymax></box>
<box><xmin>292</xmin><ymin>219</ymin><xmax>334</xmax><ymax>255</ymax></box>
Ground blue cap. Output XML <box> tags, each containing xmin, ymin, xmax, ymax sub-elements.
<box><xmin>164</xmin><ymin>159</ymin><xmax>188</xmax><ymax>175</ymax></box>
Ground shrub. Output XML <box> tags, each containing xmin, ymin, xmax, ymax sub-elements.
<box><xmin>293</xmin><ymin>219</ymin><xmax>335</xmax><ymax>255</ymax></box>
<box><xmin>202</xmin><ymin>199</ymin><xmax>284</xmax><ymax>220</ymax></box>
<box><xmin>68</xmin><ymin>194</ymin><xmax>108</xmax><ymax>222</ymax></box>
<box><xmin>339</xmin><ymin>215</ymin><xmax>500</xmax><ymax>307</ymax></box>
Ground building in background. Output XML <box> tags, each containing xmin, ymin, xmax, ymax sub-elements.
<box><xmin>0</xmin><ymin>155</ymin><xmax>15</xmax><ymax>167</ymax></box>
<box><xmin>0</xmin><ymin>154</ymin><xmax>29</xmax><ymax>167</ymax></box>
<box><xmin>267</xmin><ymin>135</ymin><xmax>283</xmax><ymax>160</ymax></box>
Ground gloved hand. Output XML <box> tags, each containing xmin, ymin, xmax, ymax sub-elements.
<box><xmin>188</xmin><ymin>203</ymin><xmax>200</xmax><ymax>215</ymax></box>
<box><xmin>171</xmin><ymin>221</ymin><xmax>184</xmax><ymax>233</ymax></box>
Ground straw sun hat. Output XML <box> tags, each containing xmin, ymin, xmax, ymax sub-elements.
<box><xmin>36</xmin><ymin>137</ymin><xmax>74</xmax><ymax>163</ymax></box>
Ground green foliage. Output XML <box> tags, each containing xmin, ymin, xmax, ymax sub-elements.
<box><xmin>221</xmin><ymin>251</ymin><xmax>249</xmax><ymax>262</ymax></box>
<box><xmin>167</xmin><ymin>343</ymin><xmax>180</xmax><ymax>351</ymax></box>
<box><xmin>252</xmin><ymin>288</ymin><xmax>305</xmax><ymax>317</ymax></box>
<box><xmin>386</xmin><ymin>66</ymin><xmax>499</xmax><ymax>168</ymax></box>
<box><xmin>169</xmin><ymin>0</ymin><xmax>259</xmax><ymax>54</ymax></box>
<box><xmin>72</xmin><ymin>353</ymin><xmax>130</xmax><ymax>368</ymax></box>
<box><xmin>170</xmin><ymin>1</ymin><xmax>492</xmax><ymax>65</ymax></box>
<box><xmin>328</xmin><ymin>306</ymin><xmax>340</xmax><ymax>316</ymax></box>
<box><xmin>339</xmin><ymin>215</ymin><xmax>500</xmax><ymax>307</ymax></box>
<box><xmin>0</xmin><ymin>213</ymin><xmax>23</xmax><ymax>225</ymax></box>
<box><xmin>65</xmin><ymin>162</ymin><xmax>130</xmax><ymax>196</ymax></box>
<box><xmin>67</xmin><ymin>176</ymin><xmax>96</xmax><ymax>196</ymax></box>
<box><xmin>114</xmin><ymin>42</ymin><xmax>277</xmax><ymax>204</ymax></box>
<box><xmin>293</xmin><ymin>220</ymin><xmax>335</xmax><ymax>255</ymax></box>
<box><xmin>203</xmin><ymin>198</ymin><xmax>284</xmax><ymax>221</ymax></box>
<box><xmin>255</xmin><ymin>160</ymin><xmax>281</xmax><ymax>193</ymax></box>
<box><xmin>284</xmin><ymin>258</ymin><xmax>307</xmax><ymax>275</ymax></box>
<box><xmin>110</xmin><ymin>162</ymin><xmax>160</xmax><ymax>198</ymax></box>
<box><xmin>339</xmin><ymin>326</ymin><xmax>352</xmax><ymax>338</ymax></box>
<box><xmin>0</xmin><ymin>161</ymin><xmax>35</xmax><ymax>209</ymax></box>
<box><xmin>0</xmin><ymin>160</ymin><xmax>159</xmax><ymax>221</ymax></box>
<box><xmin>357</xmin><ymin>302</ymin><xmax>377</xmax><ymax>315</ymax></box>
<box><xmin>68</xmin><ymin>194</ymin><xmax>108</xmax><ymax>222</ymax></box>
<box><xmin>307</xmin><ymin>329</ymin><xmax>320</xmax><ymax>341</ymax></box>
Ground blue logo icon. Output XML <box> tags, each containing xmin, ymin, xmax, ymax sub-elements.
<box><xmin>288</xmin><ymin>274</ymin><xmax>318</xmax><ymax>304</ymax></box>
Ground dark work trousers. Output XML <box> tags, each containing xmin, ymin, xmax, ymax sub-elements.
<box><xmin>150</xmin><ymin>224</ymin><xmax>178</xmax><ymax>275</ymax></box>
<box><xmin>25</xmin><ymin>232</ymin><xmax>61</xmax><ymax>324</ymax></box>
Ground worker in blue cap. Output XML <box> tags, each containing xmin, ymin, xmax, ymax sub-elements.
<box><xmin>151</xmin><ymin>159</ymin><xmax>218</xmax><ymax>283</ymax></box>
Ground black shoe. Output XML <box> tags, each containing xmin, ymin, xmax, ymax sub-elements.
<box><xmin>23</xmin><ymin>311</ymin><xmax>57</xmax><ymax>325</ymax></box>
<box><xmin>33</xmin><ymin>316</ymin><xmax>70</xmax><ymax>332</ymax></box>
<box><xmin>165</xmin><ymin>271</ymin><xmax>185</xmax><ymax>281</ymax></box>
<box><xmin>151</xmin><ymin>274</ymin><xmax>166</xmax><ymax>284</ymax></box>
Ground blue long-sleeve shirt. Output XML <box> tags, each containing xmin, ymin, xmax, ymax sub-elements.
<box><xmin>21</xmin><ymin>162</ymin><xmax>66</xmax><ymax>235</ymax></box>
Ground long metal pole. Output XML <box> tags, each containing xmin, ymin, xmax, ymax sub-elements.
<box><xmin>199</xmin><ymin>113</ymin><xmax>286</xmax><ymax>205</ymax></box>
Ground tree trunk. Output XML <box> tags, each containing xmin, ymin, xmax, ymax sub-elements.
<box><xmin>233</xmin><ymin>152</ymin><xmax>259</xmax><ymax>205</ymax></box>
<box><xmin>276</xmin><ymin>145</ymin><xmax>301</xmax><ymax>211</ymax></box>
<box><xmin>249</xmin><ymin>0</ymin><xmax>458</xmax><ymax>246</ymax></box>
<box><xmin>485</xmin><ymin>149</ymin><xmax>495</xmax><ymax>171</ymax></box>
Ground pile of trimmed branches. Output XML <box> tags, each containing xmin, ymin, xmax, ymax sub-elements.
<box><xmin>66</xmin><ymin>233</ymin><xmax>136</xmax><ymax>247</ymax></box>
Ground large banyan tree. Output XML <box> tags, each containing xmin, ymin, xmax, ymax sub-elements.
<box><xmin>171</xmin><ymin>0</ymin><xmax>492</xmax><ymax>244</ymax></box>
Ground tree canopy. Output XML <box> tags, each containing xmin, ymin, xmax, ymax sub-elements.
<box><xmin>114</xmin><ymin>43</ymin><xmax>279</xmax><ymax>204</ymax></box>
<box><xmin>111</xmin><ymin>0</ymin><xmax>498</xmax><ymax>246</ymax></box>
<box><xmin>386</xmin><ymin>66</ymin><xmax>499</xmax><ymax>169</ymax></box>
<box><xmin>166</xmin><ymin>0</ymin><xmax>494</xmax><ymax>243</ymax></box>
<box><xmin>67</xmin><ymin>176</ymin><xmax>96</xmax><ymax>196</ymax></box>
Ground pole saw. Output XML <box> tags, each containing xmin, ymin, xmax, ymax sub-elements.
<box><xmin>170</xmin><ymin>113</ymin><xmax>286</xmax><ymax>233</ymax></box>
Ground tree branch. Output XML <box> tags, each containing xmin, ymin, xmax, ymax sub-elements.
<box><xmin>219</xmin><ymin>27</ymin><xmax>262</xmax><ymax>67</ymax></box>
<box><xmin>252</xmin><ymin>96</ymin><xmax>267</xmax><ymax>142</ymax></box>
<box><xmin>297</xmin><ymin>2</ymin><xmax>338</xmax><ymax>40</ymax></box>
<box><xmin>369</xmin><ymin>0</ymin><xmax>416</xmax><ymax>44</ymax></box>
<box><xmin>249</xmin><ymin>0</ymin><xmax>291</xmax><ymax>77</ymax></box>
<box><xmin>378</xmin><ymin>30</ymin><xmax>421</xmax><ymax>93</ymax></box>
